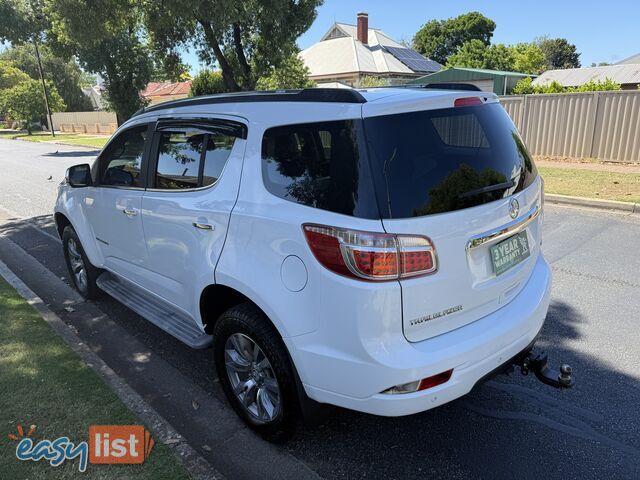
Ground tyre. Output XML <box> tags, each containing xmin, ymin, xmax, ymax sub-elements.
<box><xmin>213</xmin><ymin>303</ymin><xmax>299</xmax><ymax>442</ymax></box>
<box><xmin>62</xmin><ymin>226</ymin><xmax>101</xmax><ymax>300</ymax></box>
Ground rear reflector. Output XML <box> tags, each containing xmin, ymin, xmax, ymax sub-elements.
<box><xmin>417</xmin><ymin>369</ymin><xmax>453</xmax><ymax>391</ymax></box>
<box><xmin>381</xmin><ymin>369</ymin><xmax>454</xmax><ymax>394</ymax></box>
<box><xmin>303</xmin><ymin>224</ymin><xmax>437</xmax><ymax>281</ymax></box>
<box><xmin>454</xmin><ymin>96</ymin><xmax>483</xmax><ymax>107</ymax></box>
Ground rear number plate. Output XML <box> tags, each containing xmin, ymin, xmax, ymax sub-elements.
<box><xmin>490</xmin><ymin>232</ymin><xmax>530</xmax><ymax>276</ymax></box>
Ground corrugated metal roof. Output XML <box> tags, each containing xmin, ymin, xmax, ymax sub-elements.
<box><xmin>616</xmin><ymin>53</ymin><xmax>640</xmax><ymax>65</ymax></box>
<box><xmin>533</xmin><ymin>64</ymin><xmax>640</xmax><ymax>86</ymax></box>
<box><xmin>408</xmin><ymin>67</ymin><xmax>532</xmax><ymax>84</ymax></box>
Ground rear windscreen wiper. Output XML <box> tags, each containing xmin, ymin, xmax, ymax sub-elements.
<box><xmin>458</xmin><ymin>180</ymin><xmax>516</xmax><ymax>199</ymax></box>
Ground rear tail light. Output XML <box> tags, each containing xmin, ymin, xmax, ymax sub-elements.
<box><xmin>454</xmin><ymin>96</ymin><xmax>483</xmax><ymax>107</ymax></box>
<box><xmin>381</xmin><ymin>369</ymin><xmax>453</xmax><ymax>394</ymax></box>
<box><xmin>303</xmin><ymin>224</ymin><xmax>437</xmax><ymax>281</ymax></box>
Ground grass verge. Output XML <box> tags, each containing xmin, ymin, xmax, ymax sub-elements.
<box><xmin>0</xmin><ymin>277</ymin><xmax>189</xmax><ymax>479</ymax></box>
<box><xmin>0</xmin><ymin>131</ymin><xmax>109</xmax><ymax>149</ymax></box>
<box><xmin>538</xmin><ymin>166</ymin><xmax>640</xmax><ymax>203</ymax></box>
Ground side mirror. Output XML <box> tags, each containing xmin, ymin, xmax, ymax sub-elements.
<box><xmin>66</xmin><ymin>164</ymin><xmax>92</xmax><ymax>188</ymax></box>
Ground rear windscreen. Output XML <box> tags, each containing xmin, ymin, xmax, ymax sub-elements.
<box><xmin>363</xmin><ymin>103</ymin><xmax>538</xmax><ymax>219</ymax></box>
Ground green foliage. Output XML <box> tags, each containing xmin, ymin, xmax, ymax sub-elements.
<box><xmin>0</xmin><ymin>78</ymin><xmax>65</xmax><ymax>133</ymax></box>
<box><xmin>189</xmin><ymin>69</ymin><xmax>225</xmax><ymax>96</ymax></box>
<box><xmin>0</xmin><ymin>44</ymin><xmax>93</xmax><ymax>111</ymax></box>
<box><xmin>446</xmin><ymin>40</ymin><xmax>515</xmax><ymax>71</ymax></box>
<box><xmin>0</xmin><ymin>60</ymin><xmax>30</xmax><ymax>89</ymax></box>
<box><xmin>512</xmin><ymin>77</ymin><xmax>621</xmax><ymax>95</ymax></box>
<box><xmin>255</xmin><ymin>54</ymin><xmax>315</xmax><ymax>90</ymax></box>
<box><xmin>45</xmin><ymin>0</ymin><xmax>153</xmax><ymax>123</ymax></box>
<box><xmin>413</xmin><ymin>12</ymin><xmax>496</xmax><ymax>65</ymax></box>
<box><xmin>511</xmin><ymin>43</ymin><xmax>546</xmax><ymax>75</ymax></box>
<box><xmin>572</xmin><ymin>78</ymin><xmax>621</xmax><ymax>92</ymax></box>
<box><xmin>536</xmin><ymin>36</ymin><xmax>581</xmax><ymax>69</ymax></box>
<box><xmin>358</xmin><ymin>75</ymin><xmax>387</xmax><ymax>88</ymax></box>
<box><xmin>0</xmin><ymin>0</ymin><xmax>48</xmax><ymax>44</ymax></box>
<box><xmin>511</xmin><ymin>77</ymin><xmax>536</xmax><ymax>94</ymax></box>
<box><xmin>143</xmin><ymin>0</ymin><xmax>323</xmax><ymax>92</ymax></box>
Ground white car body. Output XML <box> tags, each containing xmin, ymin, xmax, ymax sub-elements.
<box><xmin>55</xmin><ymin>88</ymin><xmax>550</xmax><ymax>417</ymax></box>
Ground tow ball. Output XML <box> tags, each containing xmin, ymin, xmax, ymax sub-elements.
<box><xmin>517</xmin><ymin>351</ymin><xmax>574</xmax><ymax>389</ymax></box>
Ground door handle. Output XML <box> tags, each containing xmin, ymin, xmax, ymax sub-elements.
<box><xmin>122</xmin><ymin>208</ymin><xmax>137</xmax><ymax>217</ymax></box>
<box><xmin>193</xmin><ymin>222</ymin><xmax>214</xmax><ymax>231</ymax></box>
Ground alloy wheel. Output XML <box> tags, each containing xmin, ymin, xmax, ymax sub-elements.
<box><xmin>224</xmin><ymin>333</ymin><xmax>282</xmax><ymax>423</ymax></box>
<box><xmin>67</xmin><ymin>238</ymin><xmax>88</xmax><ymax>293</ymax></box>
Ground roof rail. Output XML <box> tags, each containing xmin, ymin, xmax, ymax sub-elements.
<box><xmin>134</xmin><ymin>88</ymin><xmax>367</xmax><ymax>117</ymax></box>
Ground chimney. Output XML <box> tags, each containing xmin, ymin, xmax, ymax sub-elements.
<box><xmin>357</xmin><ymin>12</ymin><xmax>368</xmax><ymax>45</ymax></box>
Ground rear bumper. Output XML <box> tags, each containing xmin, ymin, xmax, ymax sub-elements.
<box><xmin>298</xmin><ymin>254</ymin><xmax>552</xmax><ymax>416</ymax></box>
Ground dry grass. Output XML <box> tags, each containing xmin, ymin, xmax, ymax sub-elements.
<box><xmin>538</xmin><ymin>166</ymin><xmax>640</xmax><ymax>203</ymax></box>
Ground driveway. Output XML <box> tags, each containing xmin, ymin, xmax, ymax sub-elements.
<box><xmin>0</xmin><ymin>138</ymin><xmax>639</xmax><ymax>479</ymax></box>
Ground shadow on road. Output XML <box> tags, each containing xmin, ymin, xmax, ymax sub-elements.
<box><xmin>42</xmin><ymin>149</ymin><xmax>100</xmax><ymax>157</ymax></box>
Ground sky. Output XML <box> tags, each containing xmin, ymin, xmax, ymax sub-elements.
<box><xmin>183</xmin><ymin>0</ymin><xmax>640</xmax><ymax>74</ymax></box>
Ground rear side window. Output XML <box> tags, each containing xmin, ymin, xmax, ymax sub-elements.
<box><xmin>99</xmin><ymin>125</ymin><xmax>147</xmax><ymax>187</ymax></box>
<box><xmin>261</xmin><ymin>120</ymin><xmax>378</xmax><ymax>218</ymax></box>
<box><xmin>364</xmin><ymin>103</ymin><xmax>538</xmax><ymax>218</ymax></box>
<box><xmin>154</xmin><ymin>130</ymin><xmax>236</xmax><ymax>190</ymax></box>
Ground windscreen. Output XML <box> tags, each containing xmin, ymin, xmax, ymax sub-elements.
<box><xmin>363</xmin><ymin>103</ymin><xmax>538</xmax><ymax>219</ymax></box>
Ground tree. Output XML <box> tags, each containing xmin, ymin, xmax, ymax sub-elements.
<box><xmin>511</xmin><ymin>43</ymin><xmax>546</xmax><ymax>75</ymax></box>
<box><xmin>0</xmin><ymin>44</ymin><xmax>92</xmax><ymax>111</ymax></box>
<box><xmin>45</xmin><ymin>0</ymin><xmax>153</xmax><ymax>123</ymax></box>
<box><xmin>0</xmin><ymin>0</ymin><xmax>49</xmax><ymax>45</ymax></box>
<box><xmin>413</xmin><ymin>12</ymin><xmax>496</xmax><ymax>65</ymax></box>
<box><xmin>255</xmin><ymin>54</ymin><xmax>315</xmax><ymax>90</ymax></box>
<box><xmin>536</xmin><ymin>37</ymin><xmax>581</xmax><ymax>69</ymax></box>
<box><xmin>447</xmin><ymin>40</ymin><xmax>515</xmax><ymax>71</ymax></box>
<box><xmin>0</xmin><ymin>61</ymin><xmax>30</xmax><ymax>89</ymax></box>
<box><xmin>190</xmin><ymin>70</ymin><xmax>225</xmax><ymax>96</ymax></box>
<box><xmin>143</xmin><ymin>0</ymin><xmax>323</xmax><ymax>92</ymax></box>
<box><xmin>0</xmin><ymin>78</ymin><xmax>65</xmax><ymax>133</ymax></box>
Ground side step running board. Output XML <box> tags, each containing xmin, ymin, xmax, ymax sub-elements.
<box><xmin>96</xmin><ymin>272</ymin><xmax>212</xmax><ymax>349</ymax></box>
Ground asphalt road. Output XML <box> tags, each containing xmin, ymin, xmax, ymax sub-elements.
<box><xmin>0</xmin><ymin>138</ymin><xmax>639</xmax><ymax>479</ymax></box>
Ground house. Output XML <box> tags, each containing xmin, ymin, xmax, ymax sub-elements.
<box><xmin>532</xmin><ymin>64</ymin><xmax>640</xmax><ymax>90</ymax></box>
<box><xmin>81</xmin><ymin>86</ymin><xmax>106</xmax><ymax>110</ymax></box>
<box><xmin>141</xmin><ymin>81</ymin><xmax>192</xmax><ymax>105</ymax></box>
<box><xmin>300</xmin><ymin>12</ymin><xmax>441</xmax><ymax>87</ymax></box>
<box><xmin>407</xmin><ymin>67</ymin><xmax>533</xmax><ymax>95</ymax></box>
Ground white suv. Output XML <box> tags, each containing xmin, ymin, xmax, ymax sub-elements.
<box><xmin>55</xmin><ymin>88</ymin><xmax>552</xmax><ymax>441</ymax></box>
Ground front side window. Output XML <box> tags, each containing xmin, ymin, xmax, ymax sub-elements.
<box><xmin>155</xmin><ymin>130</ymin><xmax>236</xmax><ymax>190</ymax></box>
<box><xmin>261</xmin><ymin>120</ymin><xmax>378</xmax><ymax>218</ymax></box>
<box><xmin>99</xmin><ymin>125</ymin><xmax>148</xmax><ymax>187</ymax></box>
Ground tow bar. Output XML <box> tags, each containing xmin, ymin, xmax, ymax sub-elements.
<box><xmin>517</xmin><ymin>350</ymin><xmax>574</xmax><ymax>389</ymax></box>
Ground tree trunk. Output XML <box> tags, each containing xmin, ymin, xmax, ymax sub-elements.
<box><xmin>232</xmin><ymin>23</ymin><xmax>253</xmax><ymax>89</ymax></box>
<box><xmin>199</xmin><ymin>20</ymin><xmax>240</xmax><ymax>92</ymax></box>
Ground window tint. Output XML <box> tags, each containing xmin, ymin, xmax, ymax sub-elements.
<box><xmin>100</xmin><ymin>125</ymin><xmax>147</xmax><ymax>187</ymax></box>
<box><xmin>364</xmin><ymin>103</ymin><xmax>538</xmax><ymax>218</ymax></box>
<box><xmin>156</xmin><ymin>131</ymin><xmax>205</xmax><ymax>189</ymax></box>
<box><xmin>202</xmin><ymin>134</ymin><xmax>236</xmax><ymax>187</ymax></box>
<box><xmin>155</xmin><ymin>130</ymin><xmax>236</xmax><ymax>190</ymax></box>
<box><xmin>261</xmin><ymin>120</ymin><xmax>378</xmax><ymax>218</ymax></box>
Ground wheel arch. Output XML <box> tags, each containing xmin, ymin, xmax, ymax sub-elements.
<box><xmin>199</xmin><ymin>282</ymin><xmax>289</xmax><ymax>340</ymax></box>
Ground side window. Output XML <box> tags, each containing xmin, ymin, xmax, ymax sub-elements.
<box><xmin>156</xmin><ymin>131</ymin><xmax>205</xmax><ymax>189</ymax></box>
<box><xmin>154</xmin><ymin>129</ymin><xmax>236</xmax><ymax>190</ymax></box>
<box><xmin>261</xmin><ymin>120</ymin><xmax>363</xmax><ymax>215</ymax></box>
<box><xmin>202</xmin><ymin>134</ymin><xmax>236</xmax><ymax>187</ymax></box>
<box><xmin>99</xmin><ymin>125</ymin><xmax>148</xmax><ymax>187</ymax></box>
